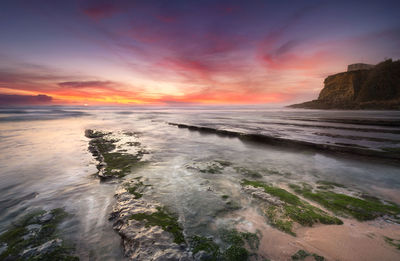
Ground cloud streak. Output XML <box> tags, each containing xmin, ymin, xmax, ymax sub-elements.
<box><xmin>0</xmin><ymin>94</ymin><xmax>52</xmax><ymax>105</ymax></box>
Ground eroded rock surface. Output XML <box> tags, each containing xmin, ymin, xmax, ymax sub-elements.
<box><xmin>85</xmin><ymin>129</ymin><xmax>147</xmax><ymax>179</ymax></box>
<box><xmin>110</xmin><ymin>181</ymin><xmax>192</xmax><ymax>261</ymax></box>
<box><xmin>0</xmin><ymin>209</ymin><xmax>78</xmax><ymax>260</ymax></box>
<box><xmin>242</xmin><ymin>185</ymin><xmax>283</xmax><ymax>206</ymax></box>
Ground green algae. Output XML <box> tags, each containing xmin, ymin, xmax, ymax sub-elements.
<box><xmin>84</xmin><ymin>129</ymin><xmax>110</xmax><ymax>139</ymax></box>
<box><xmin>123</xmin><ymin>131</ymin><xmax>138</xmax><ymax>137</ymax></box>
<box><xmin>189</xmin><ymin>229</ymin><xmax>259</xmax><ymax>261</ymax></box>
<box><xmin>125</xmin><ymin>183</ymin><xmax>143</xmax><ymax>199</ymax></box>
<box><xmin>85</xmin><ymin>129</ymin><xmax>146</xmax><ymax>178</ymax></box>
<box><xmin>89</xmin><ymin>136</ymin><xmax>116</xmax><ymax>154</ymax></box>
<box><xmin>125</xmin><ymin>179</ymin><xmax>152</xmax><ymax>199</ymax></box>
<box><xmin>265</xmin><ymin>205</ymin><xmax>295</xmax><ymax>236</ymax></box>
<box><xmin>187</xmin><ymin>161</ymin><xmax>230</xmax><ymax>174</ymax></box>
<box><xmin>220</xmin><ymin>229</ymin><xmax>259</xmax><ymax>260</ymax></box>
<box><xmin>242</xmin><ymin>179</ymin><xmax>301</xmax><ymax>205</ymax></box>
<box><xmin>234</xmin><ymin>167</ymin><xmax>263</xmax><ymax>178</ymax></box>
<box><xmin>316</xmin><ymin>180</ymin><xmax>346</xmax><ymax>188</ymax></box>
<box><xmin>0</xmin><ymin>209</ymin><xmax>78</xmax><ymax>260</ymax></box>
<box><xmin>384</xmin><ymin>236</ymin><xmax>400</xmax><ymax>250</ymax></box>
<box><xmin>223</xmin><ymin>245</ymin><xmax>249</xmax><ymax>261</ymax></box>
<box><xmin>190</xmin><ymin>235</ymin><xmax>220</xmax><ymax>259</ymax></box>
<box><xmin>265</xmin><ymin>169</ymin><xmax>292</xmax><ymax>177</ymax></box>
<box><xmin>130</xmin><ymin>207</ymin><xmax>185</xmax><ymax>244</ymax></box>
<box><xmin>126</xmin><ymin>141</ymin><xmax>141</xmax><ymax>147</ymax></box>
<box><xmin>284</xmin><ymin>204</ymin><xmax>342</xmax><ymax>227</ymax></box>
<box><xmin>221</xmin><ymin>195</ymin><xmax>229</xmax><ymax>200</ymax></box>
<box><xmin>103</xmin><ymin>152</ymin><xmax>144</xmax><ymax>177</ymax></box>
<box><xmin>201</xmin><ymin>163</ymin><xmax>224</xmax><ymax>174</ymax></box>
<box><xmin>291</xmin><ymin>250</ymin><xmax>309</xmax><ymax>260</ymax></box>
<box><xmin>214</xmin><ymin>160</ymin><xmax>232</xmax><ymax>167</ymax></box>
<box><xmin>291</xmin><ymin>249</ymin><xmax>325</xmax><ymax>261</ymax></box>
<box><xmin>220</xmin><ymin>229</ymin><xmax>260</xmax><ymax>251</ymax></box>
<box><xmin>242</xmin><ymin>180</ymin><xmax>342</xmax><ymax>235</ymax></box>
<box><xmin>291</xmin><ymin>184</ymin><xmax>400</xmax><ymax>221</ymax></box>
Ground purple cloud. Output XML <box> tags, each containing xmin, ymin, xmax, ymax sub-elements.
<box><xmin>0</xmin><ymin>94</ymin><xmax>53</xmax><ymax>105</ymax></box>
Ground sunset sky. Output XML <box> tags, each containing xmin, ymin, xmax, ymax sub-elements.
<box><xmin>0</xmin><ymin>0</ymin><xmax>399</xmax><ymax>106</ymax></box>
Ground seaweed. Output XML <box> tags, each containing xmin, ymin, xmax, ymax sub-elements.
<box><xmin>291</xmin><ymin>250</ymin><xmax>325</xmax><ymax>260</ymax></box>
<box><xmin>186</xmin><ymin>161</ymin><xmax>229</xmax><ymax>174</ymax></box>
<box><xmin>124</xmin><ymin>180</ymin><xmax>150</xmax><ymax>199</ymax></box>
<box><xmin>130</xmin><ymin>207</ymin><xmax>185</xmax><ymax>244</ymax></box>
<box><xmin>242</xmin><ymin>180</ymin><xmax>342</xmax><ymax>235</ymax></box>
<box><xmin>190</xmin><ymin>236</ymin><xmax>220</xmax><ymax>260</ymax></box>
<box><xmin>384</xmin><ymin>236</ymin><xmax>400</xmax><ymax>250</ymax></box>
<box><xmin>265</xmin><ymin>206</ymin><xmax>295</xmax><ymax>236</ymax></box>
<box><xmin>214</xmin><ymin>160</ymin><xmax>232</xmax><ymax>167</ymax></box>
<box><xmin>292</xmin><ymin>184</ymin><xmax>400</xmax><ymax>221</ymax></box>
<box><xmin>223</xmin><ymin>245</ymin><xmax>249</xmax><ymax>261</ymax></box>
<box><xmin>242</xmin><ymin>180</ymin><xmax>301</xmax><ymax>205</ymax></box>
<box><xmin>189</xmin><ymin>229</ymin><xmax>260</xmax><ymax>261</ymax></box>
<box><xmin>234</xmin><ymin>167</ymin><xmax>263</xmax><ymax>178</ymax></box>
<box><xmin>0</xmin><ymin>209</ymin><xmax>78</xmax><ymax>260</ymax></box>
<box><xmin>85</xmin><ymin>129</ymin><xmax>146</xmax><ymax>178</ymax></box>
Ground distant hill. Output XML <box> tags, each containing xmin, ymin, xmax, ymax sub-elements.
<box><xmin>289</xmin><ymin>59</ymin><xmax>400</xmax><ymax>110</ymax></box>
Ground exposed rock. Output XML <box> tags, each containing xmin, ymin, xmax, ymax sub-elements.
<box><xmin>185</xmin><ymin>161</ymin><xmax>227</xmax><ymax>174</ymax></box>
<box><xmin>36</xmin><ymin>239</ymin><xmax>63</xmax><ymax>254</ymax></box>
<box><xmin>38</xmin><ymin>212</ymin><xmax>54</xmax><ymax>223</ymax></box>
<box><xmin>289</xmin><ymin>59</ymin><xmax>400</xmax><ymax>110</ymax></box>
<box><xmin>22</xmin><ymin>239</ymin><xmax>62</xmax><ymax>258</ymax></box>
<box><xmin>85</xmin><ymin>129</ymin><xmax>146</xmax><ymax>179</ymax></box>
<box><xmin>26</xmin><ymin>224</ymin><xmax>42</xmax><ymax>231</ymax></box>
<box><xmin>22</xmin><ymin>224</ymin><xmax>42</xmax><ymax>240</ymax></box>
<box><xmin>0</xmin><ymin>208</ymin><xmax>78</xmax><ymax>260</ymax></box>
<box><xmin>242</xmin><ymin>185</ymin><xmax>283</xmax><ymax>206</ymax></box>
<box><xmin>193</xmin><ymin>250</ymin><xmax>212</xmax><ymax>260</ymax></box>
<box><xmin>110</xmin><ymin>183</ymin><xmax>192</xmax><ymax>260</ymax></box>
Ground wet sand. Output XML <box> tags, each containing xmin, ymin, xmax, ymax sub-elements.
<box><xmin>235</xmin><ymin>208</ymin><xmax>400</xmax><ymax>260</ymax></box>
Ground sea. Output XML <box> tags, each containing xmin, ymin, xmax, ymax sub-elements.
<box><xmin>0</xmin><ymin>106</ymin><xmax>399</xmax><ymax>260</ymax></box>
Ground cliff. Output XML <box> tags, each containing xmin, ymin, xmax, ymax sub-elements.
<box><xmin>289</xmin><ymin>59</ymin><xmax>400</xmax><ymax>109</ymax></box>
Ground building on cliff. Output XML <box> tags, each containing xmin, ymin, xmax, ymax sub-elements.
<box><xmin>347</xmin><ymin>63</ymin><xmax>375</xmax><ymax>72</ymax></box>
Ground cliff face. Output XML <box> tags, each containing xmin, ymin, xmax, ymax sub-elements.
<box><xmin>289</xmin><ymin>59</ymin><xmax>400</xmax><ymax>109</ymax></box>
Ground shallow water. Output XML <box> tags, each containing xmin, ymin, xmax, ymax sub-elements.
<box><xmin>0</xmin><ymin>107</ymin><xmax>400</xmax><ymax>260</ymax></box>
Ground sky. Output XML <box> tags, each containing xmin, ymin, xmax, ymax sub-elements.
<box><xmin>0</xmin><ymin>0</ymin><xmax>399</xmax><ymax>106</ymax></box>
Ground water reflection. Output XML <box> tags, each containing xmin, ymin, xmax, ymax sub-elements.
<box><xmin>0</xmin><ymin>107</ymin><xmax>399</xmax><ymax>260</ymax></box>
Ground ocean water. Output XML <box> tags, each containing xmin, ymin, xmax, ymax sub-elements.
<box><xmin>0</xmin><ymin>106</ymin><xmax>400</xmax><ymax>260</ymax></box>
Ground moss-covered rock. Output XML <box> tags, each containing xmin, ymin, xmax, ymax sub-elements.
<box><xmin>185</xmin><ymin>160</ymin><xmax>230</xmax><ymax>174</ymax></box>
<box><xmin>242</xmin><ymin>180</ymin><xmax>342</xmax><ymax>235</ymax></box>
<box><xmin>291</xmin><ymin>249</ymin><xmax>325</xmax><ymax>261</ymax></box>
<box><xmin>85</xmin><ymin>129</ymin><xmax>147</xmax><ymax>179</ymax></box>
<box><xmin>130</xmin><ymin>206</ymin><xmax>185</xmax><ymax>244</ymax></box>
<box><xmin>190</xmin><ymin>235</ymin><xmax>220</xmax><ymax>260</ymax></box>
<box><xmin>0</xmin><ymin>209</ymin><xmax>78</xmax><ymax>260</ymax></box>
<box><xmin>189</xmin><ymin>229</ymin><xmax>260</xmax><ymax>261</ymax></box>
<box><xmin>291</xmin><ymin>183</ymin><xmax>400</xmax><ymax>221</ymax></box>
<box><xmin>110</xmin><ymin>186</ymin><xmax>191</xmax><ymax>260</ymax></box>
